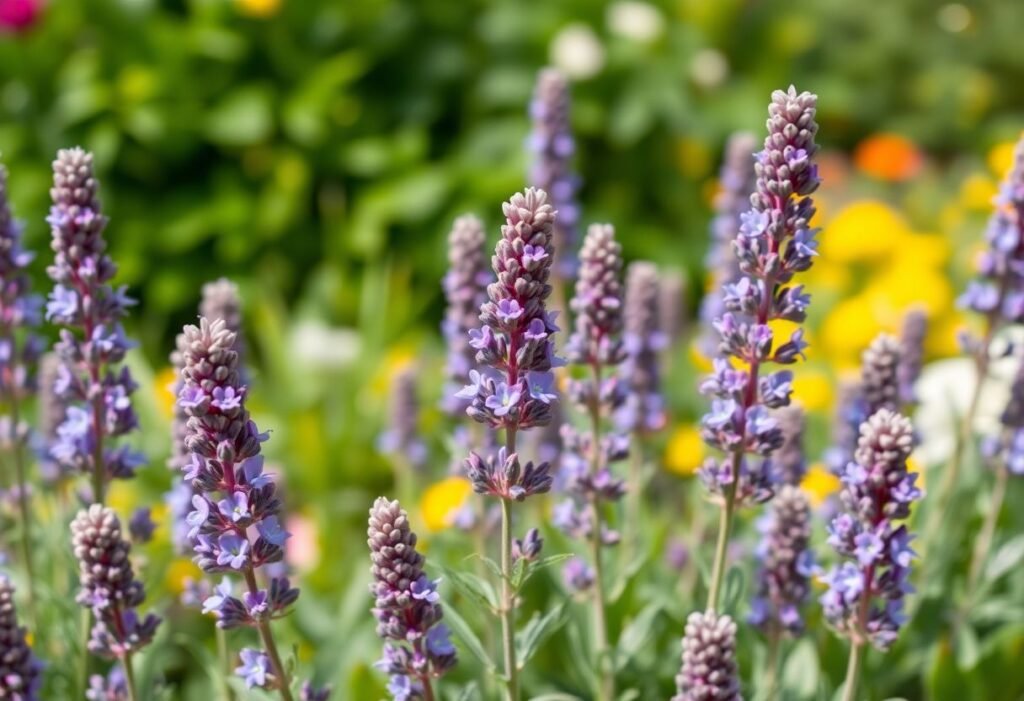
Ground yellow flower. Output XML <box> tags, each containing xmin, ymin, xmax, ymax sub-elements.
<box><xmin>106</xmin><ymin>481</ymin><xmax>140</xmax><ymax>516</ymax></box>
<box><xmin>864</xmin><ymin>264</ymin><xmax>952</xmax><ymax>322</ymax></box>
<box><xmin>665</xmin><ymin>424</ymin><xmax>704</xmax><ymax>475</ymax></box>
<box><xmin>988</xmin><ymin>139</ymin><xmax>1021</xmax><ymax>178</ymax></box>
<box><xmin>959</xmin><ymin>174</ymin><xmax>998</xmax><ymax>212</ymax></box>
<box><xmin>803</xmin><ymin>258</ymin><xmax>852</xmax><ymax>295</ymax></box>
<box><xmin>769</xmin><ymin>318</ymin><xmax>813</xmax><ymax>361</ymax></box>
<box><xmin>820</xmin><ymin>200</ymin><xmax>910</xmax><ymax>263</ymax></box>
<box><xmin>801</xmin><ymin>463</ymin><xmax>840</xmax><ymax>508</ymax></box>
<box><xmin>927</xmin><ymin>310</ymin><xmax>976</xmax><ymax>359</ymax></box>
<box><xmin>420</xmin><ymin>477</ymin><xmax>472</xmax><ymax>532</ymax></box>
<box><xmin>688</xmin><ymin>341</ymin><xmax>713</xmax><ymax>373</ymax></box>
<box><xmin>820</xmin><ymin>293</ymin><xmax>885</xmax><ymax>367</ymax></box>
<box><xmin>154</xmin><ymin>366</ymin><xmax>178</xmax><ymax>420</ymax></box>
<box><xmin>792</xmin><ymin>370</ymin><xmax>833</xmax><ymax>413</ymax></box>
<box><xmin>371</xmin><ymin>346</ymin><xmax>417</xmax><ymax>398</ymax></box>
<box><xmin>235</xmin><ymin>0</ymin><xmax>281</xmax><ymax>18</ymax></box>
<box><xmin>908</xmin><ymin>454</ymin><xmax>925</xmax><ymax>490</ymax></box>
<box><xmin>674</xmin><ymin>137</ymin><xmax>712</xmax><ymax>179</ymax></box>
<box><xmin>165</xmin><ymin>558</ymin><xmax>202</xmax><ymax>595</ymax></box>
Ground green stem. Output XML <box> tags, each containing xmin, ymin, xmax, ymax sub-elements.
<box><xmin>706</xmin><ymin>452</ymin><xmax>740</xmax><ymax>612</ymax></box>
<box><xmin>121</xmin><ymin>652</ymin><xmax>139</xmax><ymax>701</ymax></box>
<box><xmin>244</xmin><ymin>569</ymin><xmax>295</xmax><ymax>701</ymax></box>
<box><xmin>624</xmin><ymin>437</ymin><xmax>644</xmax><ymax>563</ymax></box>
<box><xmin>9</xmin><ymin>394</ymin><xmax>37</xmax><ymax>629</ymax></box>
<box><xmin>77</xmin><ymin>607</ymin><xmax>91</xmax><ymax>699</ymax></box>
<box><xmin>840</xmin><ymin>642</ymin><xmax>864</xmax><ymax>701</ymax></box>
<box><xmin>216</xmin><ymin>627</ymin><xmax>237</xmax><ymax>701</ymax></box>
<box><xmin>586</xmin><ymin>364</ymin><xmax>614</xmax><ymax>701</ymax></box>
<box><xmin>965</xmin><ymin>460</ymin><xmax>1010</xmax><ymax>603</ymax></box>
<box><xmin>499</xmin><ymin>496</ymin><xmax>517</xmax><ymax>701</ymax></box>
<box><xmin>763</xmin><ymin>628</ymin><xmax>782</xmax><ymax>701</ymax></box>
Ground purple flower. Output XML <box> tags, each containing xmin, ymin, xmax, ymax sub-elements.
<box><xmin>672</xmin><ymin>612</ymin><xmax>740</xmax><ymax>701</ymax></box>
<box><xmin>218</xmin><ymin>491</ymin><xmax>251</xmax><ymax>523</ymax></box>
<box><xmin>202</xmin><ymin>578</ymin><xmax>233</xmax><ymax>615</ymax></box>
<box><xmin>236</xmin><ymin>648</ymin><xmax>271</xmax><ymax>689</ymax></box>
<box><xmin>216</xmin><ymin>534</ymin><xmax>250</xmax><ymax>570</ymax></box>
<box><xmin>0</xmin><ymin>576</ymin><xmax>42</xmax><ymax>699</ymax></box>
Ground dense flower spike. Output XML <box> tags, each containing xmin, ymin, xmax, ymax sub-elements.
<box><xmin>658</xmin><ymin>268</ymin><xmax>687</xmax><ymax>352</ymax></box>
<box><xmin>35</xmin><ymin>352</ymin><xmax>67</xmax><ymax>481</ymax></box>
<box><xmin>672</xmin><ymin>611</ymin><xmax>741</xmax><ymax>701</ymax></box>
<box><xmin>860</xmin><ymin>334</ymin><xmax>901</xmax><ymax>416</ymax></box>
<box><xmin>565</xmin><ymin>224</ymin><xmax>625</xmax><ymax>366</ymax></box>
<box><xmin>379</xmin><ymin>366</ymin><xmax>427</xmax><ymax>469</ymax></box>
<box><xmin>821</xmin><ymin>409</ymin><xmax>920</xmax><ymax>651</ymax></box>
<box><xmin>168</xmin><ymin>279</ymin><xmax>247</xmax><ymax>554</ymax></box>
<box><xmin>983</xmin><ymin>356</ymin><xmax>1024</xmax><ymax>475</ymax></box>
<box><xmin>615</xmin><ymin>261</ymin><xmax>666</xmax><ymax>435</ymax></box>
<box><xmin>897</xmin><ymin>309</ymin><xmax>927</xmax><ymax>408</ymax></box>
<box><xmin>749</xmin><ymin>485</ymin><xmax>814</xmax><ymax>634</ymax></box>
<box><xmin>46</xmin><ymin>147</ymin><xmax>140</xmax><ymax>499</ymax></box>
<box><xmin>699</xmin><ymin>132</ymin><xmax>758</xmax><ymax>356</ymax></box>
<box><xmin>0</xmin><ymin>576</ymin><xmax>41</xmax><ymax>699</ymax></box>
<box><xmin>177</xmin><ymin>317</ymin><xmax>298</xmax><ymax>696</ymax></box>
<box><xmin>959</xmin><ymin>134</ymin><xmax>1024</xmax><ymax>328</ymax></box>
<box><xmin>528</xmin><ymin>68</ymin><xmax>579</xmax><ymax>281</ymax></box>
<box><xmin>368</xmin><ymin>497</ymin><xmax>456</xmax><ymax>700</ymax></box>
<box><xmin>699</xmin><ymin>88</ymin><xmax>819</xmax><ymax>508</ymax></box>
<box><xmin>774</xmin><ymin>405</ymin><xmax>806</xmax><ymax>486</ymax></box>
<box><xmin>71</xmin><ymin>505</ymin><xmax>161</xmax><ymax>660</ymax></box>
<box><xmin>441</xmin><ymin>215</ymin><xmax>491</xmax><ymax>416</ymax></box>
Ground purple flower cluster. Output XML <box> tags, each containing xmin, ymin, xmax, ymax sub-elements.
<box><xmin>35</xmin><ymin>352</ymin><xmax>67</xmax><ymax>482</ymax></box>
<box><xmin>368</xmin><ymin>497</ymin><xmax>456</xmax><ymax>700</ymax></box>
<box><xmin>982</xmin><ymin>355</ymin><xmax>1024</xmax><ymax>475</ymax></box>
<box><xmin>749</xmin><ymin>485</ymin><xmax>815</xmax><ymax>635</ymax></box>
<box><xmin>176</xmin><ymin>318</ymin><xmax>297</xmax><ymax>624</ymax></box>
<box><xmin>699</xmin><ymin>88</ymin><xmax>820</xmax><ymax>506</ymax></box>
<box><xmin>897</xmin><ymin>308</ymin><xmax>927</xmax><ymax>408</ymax></box>
<box><xmin>0</xmin><ymin>160</ymin><xmax>43</xmax><ymax>426</ymax></box>
<box><xmin>820</xmin><ymin>409</ymin><xmax>920</xmax><ymax>651</ymax></box>
<box><xmin>774</xmin><ymin>405</ymin><xmax>806</xmax><ymax>486</ymax></box>
<box><xmin>698</xmin><ymin>132</ymin><xmax>757</xmax><ymax>357</ymax></box>
<box><xmin>959</xmin><ymin>135</ymin><xmax>1024</xmax><ymax>328</ymax></box>
<box><xmin>458</xmin><ymin>188</ymin><xmax>560</xmax><ymax>498</ymax></box>
<box><xmin>378</xmin><ymin>366</ymin><xmax>427</xmax><ymax>469</ymax></box>
<box><xmin>167</xmin><ymin>279</ymin><xmax>247</xmax><ymax>554</ymax></box>
<box><xmin>528</xmin><ymin>68</ymin><xmax>579</xmax><ymax>281</ymax></box>
<box><xmin>70</xmin><ymin>505</ymin><xmax>161</xmax><ymax>661</ymax></box>
<box><xmin>86</xmin><ymin>669</ymin><xmax>128</xmax><ymax>701</ymax></box>
<box><xmin>0</xmin><ymin>575</ymin><xmax>41</xmax><ymax>700</ymax></box>
<box><xmin>615</xmin><ymin>261</ymin><xmax>667</xmax><ymax>435</ymax></box>
<box><xmin>45</xmin><ymin>148</ymin><xmax>141</xmax><ymax>497</ymax></box>
<box><xmin>441</xmin><ymin>215</ymin><xmax>491</xmax><ymax>416</ymax></box>
<box><xmin>658</xmin><ymin>268</ymin><xmax>687</xmax><ymax>353</ymax></box>
<box><xmin>672</xmin><ymin>611</ymin><xmax>741</xmax><ymax>701</ymax></box>
<box><xmin>555</xmin><ymin>225</ymin><xmax>629</xmax><ymax>561</ymax></box>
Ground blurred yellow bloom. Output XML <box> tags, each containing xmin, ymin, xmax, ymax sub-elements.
<box><xmin>769</xmin><ymin>318</ymin><xmax>813</xmax><ymax>361</ymax></box>
<box><xmin>674</xmin><ymin>137</ymin><xmax>711</xmax><ymax>179</ymax></box>
<box><xmin>938</xmin><ymin>203</ymin><xmax>965</xmax><ymax>234</ymax></box>
<box><xmin>165</xmin><ymin>558</ymin><xmax>202</xmax><ymax>595</ymax></box>
<box><xmin>154</xmin><ymin>366</ymin><xmax>178</xmax><ymax>420</ymax></box>
<box><xmin>371</xmin><ymin>346</ymin><xmax>416</xmax><ymax>398</ymax></box>
<box><xmin>893</xmin><ymin>232</ymin><xmax>951</xmax><ymax>268</ymax></box>
<box><xmin>853</xmin><ymin>133</ymin><xmax>924</xmax><ymax>182</ymax></box>
<box><xmin>689</xmin><ymin>341</ymin><xmax>713</xmax><ymax>373</ymax></box>
<box><xmin>908</xmin><ymin>454</ymin><xmax>925</xmax><ymax>490</ymax></box>
<box><xmin>420</xmin><ymin>477</ymin><xmax>472</xmax><ymax>532</ymax></box>
<box><xmin>235</xmin><ymin>0</ymin><xmax>280</xmax><ymax>18</ymax></box>
<box><xmin>801</xmin><ymin>463</ymin><xmax>840</xmax><ymax>508</ymax></box>
<box><xmin>865</xmin><ymin>264</ymin><xmax>952</xmax><ymax>322</ymax></box>
<box><xmin>803</xmin><ymin>258</ymin><xmax>852</xmax><ymax>295</ymax></box>
<box><xmin>959</xmin><ymin>174</ymin><xmax>997</xmax><ymax>211</ymax></box>
<box><xmin>106</xmin><ymin>481</ymin><xmax>140</xmax><ymax>516</ymax></box>
<box><xmin>820</xmin><ymin>293</ymin><xmax>884</xmax><ymax>368</ymax></box>
<box><xmin>665</xmin><ymin>424</ymin><xmax>703</xmax><ymax>475</ymax></box>
<box><xmin>792</xmin><ymin>370</ymin><xmax>833</xmax><ymax>413</ymax></box>
<box><xmin>821</xmin><ymin>201</ymin><xmax>909</xmax><ymax>262</ymax></box>
<box><xmin>927</xmin><ymin>310</ymin><xmax>974</xmax><ymax>358</ymax></box>
<box><xmin>988</xmin><ymin>139</ymin><xmax>1021</xmax><ymax>179</ymax></box>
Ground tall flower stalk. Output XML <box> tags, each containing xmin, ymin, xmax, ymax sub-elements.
<box><xmin>698</xmin><ymin>87</ymin><xmax>821</xmax><ymax>611</ymax></box>
<box><xmin>555</xmin><ymin>223</ymin><xmax>627</xmax><ymax>701</ymax></box>
<box><xmin>942</xmin><ymin>134</ymin><xmax>1024</xmax><ymax>506</ymax></box>
<box><xmin>820</xmin><ymin>409</ymin><xmax>919</xmax><ymax>701</ymax></box>
<box><xmin>71</xmin><ymin>505</ymin><xmax>161</xmax><ymax>701</ymax></box>
<box><xmin>45</xmin><ymin>147</ymin><xmax>141</xmax><ymax>503</ymax></box>
<box><xmin>0</xmin><ymin>575</ymin><xmax>42</xmax><ymax>699</ymax></box>
<box><xmin>368</xmin><ymin>497</ymin><xmax>457</xmax><ymax>700</ymax></box>
<box><xmin>457</xmin><ymin>188</ymin><xmax>559</xmax><ymax>700</ymax></box>
<box><xmin>177</xmin><ymin>318</ymin><xmax>299</xmax><ymax>700</ymax></box>
<box><xmin>0</xmin><ymin>161</ymin><xmax>43</xmax><ymax>620</ymax></box>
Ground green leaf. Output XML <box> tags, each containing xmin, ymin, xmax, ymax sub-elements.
<box><xmin>516</xmin><ymin>601</ymin><xmax>567</xmax><ymax>666</ymax></box>
<box><xmin>722</xmin><ymin>566</ymin><xmax>746</xmax><ymax>613</ymax></box>
<box><xmin>521</xmin><ymin>553</ymin><xmax>575</xmax><ymax>588</ymax></box>
<box><xmin>781</xmin><ymin>638</ymin><xmax>819</xmax><ymax>698</ymax></box>
<box><xmin>615</xmin><ymin>603</ymin><xmax>664</xmax><ymax>670</ymax></box>
<box><xmin>437</xmin><ymin>565</ymin><xmax>498</xmax><ymax>613</ymax></box>
<box><xmin>455</xmin><ymin>682</ymin><xmax>480</xmax><ymax>701</ymax></box>
<box><xmin>984</xmin><ymin>533</ymin><xmax>1024</xmax><ymax>583</ymax></box>
<box><xmin>955</xmin><ymin>624</ymin><xmax>980</xmax><ymax>671</ymax></box>
<box><xmin>443</xmin><ymin>602</ymin><xmax>495</xmax><ymax>673</ymax></box>
<box><xmin>204</xmin><ymin>85</ymin><xmax>274</xmax><ymax>147</ymax></box>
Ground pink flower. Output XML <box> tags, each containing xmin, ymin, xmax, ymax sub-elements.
<box><xmin>0</xmin><ymin>0</ymin><xmax>41</xmax><ymax>31</ymax></box>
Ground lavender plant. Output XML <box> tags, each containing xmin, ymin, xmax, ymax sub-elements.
<box><xmin>177</xmin><ymin>317</ymin><xmax>301</xmax><ymax>700</ymax></box>
<box><xmin>457</xmin><ymin>188</ymin><xmax>559</xmax><ymax>700</ymax></box>
<box><xmin>0</xmin><ymin>161</ymin><xmax>43</xmax><ymax>616</ymax></box>
<box><xmin>554</xmin><ymin>223</ymin><xmax>627</xmax><ymax>701</ymax></box>
<box><xmin>944</xmin><ymin>134</ymin><xmax>1024</xmax><ymax>501</ymax></box>
<box><xmin>71</xmin><ymin>505</ymin><xmax>161</xmax><ymax>700</ymax></box>
<box><xmin>672</xmin><ymin>611</ymin><xmax>741</xmax><ymax>701</ymax></box>
<box><xmin>45</xmin><ymin>147</ymin><xmax>141</xmax><ymax>502</ymax></box>
<box><xmin>379</xmin><ymin>366</ymin><xmax>427</xmax><ymax>471</ymax></box>
<box><xmin>820</xmin><ymin>409</ymin><xmax>920</xmax><ymax>701</ymax></box>
<box><xmin>528</xmin><ymin>68</ymin><xmax>579</xmax><ymax>308</ymax></box>
<box><xmin>368</xmin><ymin>497</ymin><xmax>456</xmax><ymax>700</ymax></box>
<box><xmin>897</xmin><ymin>308</ymin><xmax>927</xmax><ymax>409</ymax></box>
<box><xmin>658</xmin><ymin>267</ymin><xmax>687</xmax><ymax>356</ymax></box>
<box><xmin>698</xmin><ymin>87</ymin><xmax>820</xmax><ymax>611</ymax></box>
<box><xmin>0</xmin><ymin>575</ymin><xmax>41</xmax><ymax>699</ymax></box>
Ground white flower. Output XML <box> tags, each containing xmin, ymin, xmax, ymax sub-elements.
<box><xmin>690</xmin><ymin>49</ymin><xmax>729</xmax><ymax>89</ymax></box>
<box><xmin>289</xmin><ymin>320</ymin><xmax>361</xmax><ymax>369</ymax></box>
<box><xmin>550</xmin><ymin>24</ymin><xmax>605</xmax><ymax>80</ymax></box>
<box><xmin>606</xmin><ymin>1</ymin><xmax>664</xmax><ymax>43</ymax></box>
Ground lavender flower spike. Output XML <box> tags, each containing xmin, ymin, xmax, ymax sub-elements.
<box><xmin>616</xmin><ymin>261</ymin><xmax>667</xmax><ymax>436</ymax></box>
<box><xmin>773</xmin><ymin>405</ymin><xmax>806</xmax><ymax>486</ymax></box>
<box><xmin>378</xmin><ymin>366</ymin><xmax>427</xmax><ymax>469</ymax></box>
<box><xmin>749</xmin><ymin>485</ymin><xmax>814</xmax><ymax>635</ymax></box>
<box><xmin>46</xmin><ymin>147</ymin><xmax>141</xmax><ymax>501</ymax></box>
<box><xmin>0</xmin><ymin>575</ymin><xmax>42</xmax><ymax>699</ymax></box>
<box><xmin>368</xmin><ymin>497</ymin><xmax>456</xmax><ymax>700</ymax></box>
<box><xmin>672</xmin><ymin>611</ymin><xmax>741</xmax><ymax>701</ymax></box>
<box><xmin>699</xmin><ymin>87</ymin><xmax>820</xmax><ymax>611</ymax></box>
<box><xmin>441</xmin><ymin>215</ymin><xmax>490</xmax><ymax>416</ymax></box>
<box><xmin>71</xmin><ymin>505</ymin><xmax>160</xmax><ymax>696</ymax></box>
<box><xmin>897</xmin><ymin>308</ymin><xmax>927</xmax><ymax>408</ymax></box>
<box><xmin>821</xmin><ymin>409</ymin><xmax>919</xmax><ymax>698</ymax></box>
<box><xmin>529</xmin><ymin>68</ymin><xmax>580</xmax><ymax>283</ymax></box>
<box><xmin>178</xmin><ymin>317</ymin><xmax>298</xmax><ymax>700</ymax></box>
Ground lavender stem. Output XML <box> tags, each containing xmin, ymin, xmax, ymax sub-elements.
<box><xmin>840</xmin><ymin>641</ymin><xmax>864</xmax><ymax>701</ymax></box>
<box><xmin>500</xmin><ymin>429</ymin><xmax>518</xmax><ymax>701</ymax></box>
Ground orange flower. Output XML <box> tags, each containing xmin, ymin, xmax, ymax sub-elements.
<box><xmin>853</xmin><ymin>133</ymin><xmax>924</xmax><ymax>182</ymax></box>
